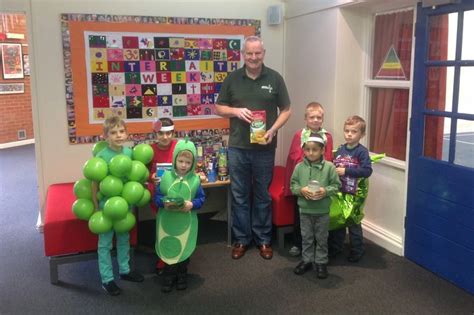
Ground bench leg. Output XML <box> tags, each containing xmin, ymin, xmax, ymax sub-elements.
<box><xmin>277</xmin><ymin>226</ymin><xmax>294</xmax><ymax>251</ymax></box>
<box><xmin>49</xmin><ymin>258</ymin><xmax>59</xmax><ymax>284</ymax></box>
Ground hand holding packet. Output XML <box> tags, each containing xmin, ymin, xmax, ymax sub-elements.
<box><xmin>161</xmin><ymin>196</ymin><xmax>185</xmax><ymax>210</ymax></box>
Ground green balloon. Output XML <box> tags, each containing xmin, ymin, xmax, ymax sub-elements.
<box><xmin>113</xmin><ymin>212</ymin><xmax>136</xmax><ymax>233</ymax></box>
<box><xmin>72</xmin><ymin>198</ymin><xmax>94</xmax><ymax>220</ymax></box>
<box><xmin>140</xmin><ymin>168</ymin><xmax>150</xmax><ymax>184</ymax></box>
<box><xmin>73</xmin><ymin>178</ymin><xmax>92</xmax><ymax>200</ymax></box>
<box><xmin>109</xmin><ymin>154</ymin><xmax>132</xmax><ymax>178</ymax></box>
<box><xmin>121</xmin><ymin>181</ymin><xmax>145</xmax><ymax>205</ymax></box>
<box><xmin>103</xmin><ymin>196</ymin><xmax>129</xmax><ymax>221</ymax></box>
<box><xmin>136</xmin><ymin>189</ymin><xmax>151</xmax><ymax>207</ymax></box>
<box><xmin>127</xmin><ymin>160</ymin><xmax>147</xmax><ymax>182</ymax></box>
<box><xmin>83</xmin><ymin>157</ymin><xmax>108</xmax><ymax>182</ymax></box>
<box><xmin>132</xmin><ymin>144</ymin><xmax>154</xmax><ymax>165</ymax></box>
<box><xmin>92</xmin><ymin>140</ymin><xmax>108</xmax><ymax>157</ymax></box>
<box><xmin>99</xmin><ymin>175</ymin><xmax>124</xmax><ymax>197</ymax></box>
<box><xmin>88</xmin><ymin>211</ymin><xmax>113</xmax><ymax>234</ymax></box>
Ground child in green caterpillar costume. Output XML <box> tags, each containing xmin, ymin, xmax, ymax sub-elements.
<box><xmin>153</xmin><ymin>138</ymin><xmax>205</xmax><ymax>293</ymax></box>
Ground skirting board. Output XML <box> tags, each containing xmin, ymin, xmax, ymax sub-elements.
<box><xmin>362</xmin><ymin>220</ymin><xmax>404</xmax><ymax>256</ymax></box>
<box><xmin>0</xmin><ymin>138</ymin><xmax>35</xmax><ymax>149</ymax></box>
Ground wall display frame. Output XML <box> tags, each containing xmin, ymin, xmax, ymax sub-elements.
<box><xmin>61</xmin><ymin>13</ymin><xmax>260</xmax><ymax>144</ymax></box>
<box><xmin>1</xmin><ymin>43</ymin><xmax>24</xmax><ymax>79</ymax></box>
<box><xmin>23</xmin><ymin>54</ymin><xmax>30</xmax><ymax>76</ymax></box>
<box><xmin>0</xmin><ymin>82</ymin><xmax>25</xmax><ymax>94</ymax></box>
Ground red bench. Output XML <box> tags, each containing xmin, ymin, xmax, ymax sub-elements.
<box><xmin>43</xmin><ymin>183</ymin><xmax>137</xmax><ymax>284</ymax></box>
<box><xmin>270</xmin><ymin>166</ymin><xmax>295</xmax><ymax>250</ymax></box>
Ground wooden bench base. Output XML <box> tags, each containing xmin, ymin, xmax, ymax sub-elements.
<box><xmin>49</xmin><ymin>249</ymin><xmax>135</xmax><ymax>284</ymax></box>
<box><xmin>44</xmin><ymin>183</ymin><xmax>137</xmax><ymax>284</ymax></box>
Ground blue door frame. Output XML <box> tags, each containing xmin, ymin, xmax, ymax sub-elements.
<box><xmin>406</xmin><ymin>1</ymin><xmax>474</xmax><ymax>294</ymax></box>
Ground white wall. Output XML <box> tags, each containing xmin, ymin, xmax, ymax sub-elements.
<box><xmin>0</xmin><ymin>0</ymin><xmax>286</xmax><ymax>226</ymax></box>
<box><xmin>284</xmin><ymin>1</ymin><xmax>411</xmax><ymax>255</ymax></box>
<box><xmin>283</xmin><ymin>9</ymin><xmax>338</xmax><ymax>156</ymax></box>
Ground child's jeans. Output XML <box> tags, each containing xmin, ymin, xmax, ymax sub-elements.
<box><xmin>98</xmin><ymin>230</ymin><xmax>130</xmax><ymax>283</ymax></box>
<box><xmin>300</xmin><ymin>213</ymin><xmax>329</xmax><ymax>265</ymax></box>
<box><xmin>329</xmin><ymin>223</ymin><xmax>364</xmax><ymax>255</ymax></box>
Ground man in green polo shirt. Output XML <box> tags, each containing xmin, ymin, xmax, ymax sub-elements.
<box><xmin>216</xmin><ymin>36</ymin><xmax>291</xmax><ymax>260</ymax></box>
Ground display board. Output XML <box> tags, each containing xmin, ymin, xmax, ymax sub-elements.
<box><xmin>61</xmin><ymin>14</ymin><xmax>260</xmax><ymax>144</ymax></box>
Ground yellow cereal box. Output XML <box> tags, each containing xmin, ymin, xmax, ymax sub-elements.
<box><xmin>250</xmin><ymin>110</ymin><xmax>266</xmax><ymax>144</ymax></box>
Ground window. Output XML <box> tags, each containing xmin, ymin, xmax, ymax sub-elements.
<box><xmin>422</xmin><ymin>11</ymin><xmax>474</xmax><ymax>168</ymax></box>
<box><xmin>366</xmin><ymin>9</ymin><xmax>414</xmax><ymax>162</ymax></box>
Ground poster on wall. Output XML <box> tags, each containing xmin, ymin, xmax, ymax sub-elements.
<box><xmin>1</xmin><ymin>43</ymin><xmax>24</xmax><ymax>79</ymax></box>
<box><xmin>23</xmin><ymin>54</ymin><xmax>30</xmax><ymax>76</ymax></box>
<box><xmin>61</xmin><ymin>13</ymin><xmax>260</xmax><ymax>144</ymax></box>
<box><xmin>84</xmin><ymin>32</ymin><xmax>243</xmax><ymax>124</ymax></box>
<box><xmin>0</xmin><ymin>82</ymin><xmax>24</xmax><ymax>94</ymax></box>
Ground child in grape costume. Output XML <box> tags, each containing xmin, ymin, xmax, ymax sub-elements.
<box><xmin>92</xmin><ymin>116</ymin><xmax>144</xmax><ymax>296</ymax></box>
<box><xmin>154</xmin><ymin>138</ymin><xmax>205</xmax><ymax>292</ymax></box>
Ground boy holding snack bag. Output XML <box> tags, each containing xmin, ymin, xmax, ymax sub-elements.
<box><xmin>153</xmin><ymin>139</ymin><xmax>205</xmax><ymax>292</ymax></box>
<box><xmin>284</xmin><ymin>102</ymin><xmax>334</xmax><ymax>257</ymax></box>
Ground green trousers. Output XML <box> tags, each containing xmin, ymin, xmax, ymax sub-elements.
<box><xmin>98</xmin><ymin>230</ymin><xmax>130</xmax><ymax>284</ymax></box>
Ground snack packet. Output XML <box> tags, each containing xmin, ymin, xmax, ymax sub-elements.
<box><xmin>161</xmin><ymin>196</ymin><xmax>185</xmax><ymax>210</ymax></box>
<box><xmin>250</xmin><ymin>110</ymin><xmax>266</xmax><ymax>144</ymax></box>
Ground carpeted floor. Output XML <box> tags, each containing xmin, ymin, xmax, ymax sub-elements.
<box><xmin>0</xmin><ymin>144</ymin><xmax>473</xmax><ymax>314</ymax></box>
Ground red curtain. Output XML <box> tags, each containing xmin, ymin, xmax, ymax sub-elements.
<box><xmin>370</xmin><ymin>89</ymin><xmax>409</xmax><ymax>160</ymax></box>
<box><xmin>424</xmin><ymin>14</ymin><xmax>449</xmax><ymax>160</ymax></box>
<box><xmin>370</xmin><ymin>10</ymin><xmax>413</xmax><ymax>160</ymax></box>
<box><xmin>372</xmin><ymin>10</ymin><xmax>413</xmax><ymax>80</ymax></box>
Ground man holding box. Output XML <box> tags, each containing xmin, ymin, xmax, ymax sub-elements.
<box><xmin>216</xmin><ymin>36</ymin><xmax>291</xmax><ymax>260</ymax></box>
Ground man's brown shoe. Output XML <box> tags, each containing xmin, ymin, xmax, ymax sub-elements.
<box><xmin>258</xmin><ymin>244</ymin><xmax>273</xmax><ymax>260</ymax></box>
<box><xmin>231</xmin><ymin>243</ymin><xmax>247</xmax><ymax>259</ymax></box>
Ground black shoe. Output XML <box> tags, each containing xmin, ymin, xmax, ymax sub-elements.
<box><xmin>102</xmin><ymin>280</ymin><xmax>121</xmax><ymax>296</ymax></box>
<box><xmin>293</xmin><ymin>261</ymin><xmax>313</xmax><ymax>275</ymax></box>
<box><xmin>162</xmin><ymin>275</ymin><xmax>176</xmax><ymax>293</ymax></box>
<box><xmin>316</xmin><ymin>264</ymin><xmax>328</xmax><ymax>279</ymax></box>
<box><xmin>347</xmin><ymin>251</ymin><xmax>364</xmax><ymax>263</ymax></box>
<box><xmin>176</xmin><ymin>273</ymin><xmax>188</xmax><ymax>290</ymax></box>
<box><xmin>120</xmin><ymin>270</ymin><xmax>144</xmax><ymax>282</ymax></box>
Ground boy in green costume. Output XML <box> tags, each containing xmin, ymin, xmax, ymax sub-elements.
<box><xmin>153</xmin><ymin>138</ymin><xmax>205</xmax><ymax>292</ymax></box>
<box><xmin>91</xmin><ymin>116</ymin><xmax>144</xmax><ymax>296</ymax></box>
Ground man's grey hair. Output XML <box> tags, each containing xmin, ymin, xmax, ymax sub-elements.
<box><xmin>242</xmin><ymin>36</ymin><xmax>264</xmax><ymax>52</ymax></box>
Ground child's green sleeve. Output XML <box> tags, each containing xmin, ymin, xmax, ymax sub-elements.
<box><xmin>290</xmin><ymin>164</ymin><xmax>302</xmax><ymax>196</ymax></box>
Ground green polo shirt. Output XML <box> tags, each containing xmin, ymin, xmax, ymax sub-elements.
<box><xmin>217</xmin><ymin>65</ymin><xmax>291</xmax><ymax>150</ymax></box>
<box><xmin>96</xmin><ymin>146</ymin><xmax>132</xmax><ymax>163</ymax></box>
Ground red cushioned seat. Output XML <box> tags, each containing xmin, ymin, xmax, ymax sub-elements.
<box><xmin>44</xmin><ymin>183</ymin><xmax>137</xmax><ymax>257</ymax></box>
<box><xmin>270</xmin><ymin>166</ymin><xmax>295</xmax><ymax>227</ymax></box>
<box><xmin>269</xmin><ymin>166</ymin><xmax>295</xmax><ymax>250</ymax></box>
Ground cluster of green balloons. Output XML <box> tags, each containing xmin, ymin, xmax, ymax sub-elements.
<box><xmin>72</xmin><ymin>142</ymin><xmax>154</xmax><ymax>235</ymax></box>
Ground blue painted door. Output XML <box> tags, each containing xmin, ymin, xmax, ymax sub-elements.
<box><xmin>406</xmin><ymin>1</ymin><xmax>474</xmax><ymax>294</ymax></box>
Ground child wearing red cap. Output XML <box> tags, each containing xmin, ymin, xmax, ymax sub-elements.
<box><xmin>148</xmin><ymin>117</ymin><xmax>177</xmax><ymax>274</ymax></box>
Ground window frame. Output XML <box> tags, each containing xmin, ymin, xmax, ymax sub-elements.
<box><xmin>362</xmin><ymin>6</ymin><xmax>417</xmax><ymax>170</ymax></box>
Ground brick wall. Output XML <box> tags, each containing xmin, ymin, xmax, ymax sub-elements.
<box><xmin>0</xmin><ymin>13</ymin><xmax>33</xmax><ymax>144</ymax></box>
